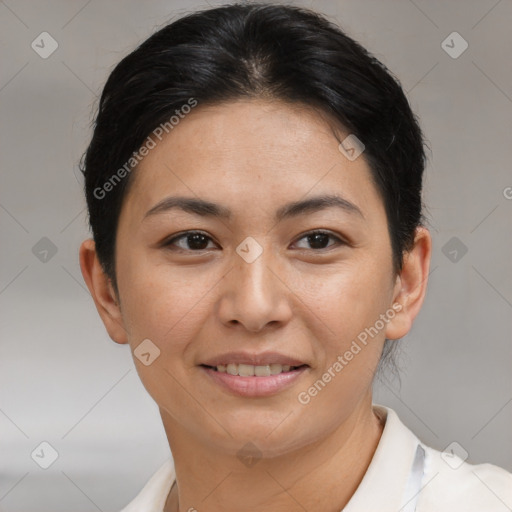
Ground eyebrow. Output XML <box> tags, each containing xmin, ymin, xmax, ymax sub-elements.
<box><xmin>143</xmin><ymin>194</ymin><xmax>364</xmax><ymax>222</ymax></box>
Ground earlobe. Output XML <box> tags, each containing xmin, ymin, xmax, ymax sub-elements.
<box><xmin>385</xmin><ymin>227</ymin><xmax>432</xmax><ymax>340</ymax></box>
<box><xmin>79</xmin><ymin>238</ymin><xmax>129</xmax><ymax>345</ymax></box>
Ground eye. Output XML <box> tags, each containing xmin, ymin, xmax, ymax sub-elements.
<box><xmin>163</xmin><ymin>231</ymin><xmax>217</xmax><ymax>252</ymax></box>
<box><xmin>293</xmin><ymin>230</ymin><xmax>345</xmax><ymax>250</ymax></box>
<box><xmin>162</xmin><ymin>229</ymin><xmax>346</xmax><ymax>253</ymax></box>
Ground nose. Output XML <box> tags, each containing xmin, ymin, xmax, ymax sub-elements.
<box><xmin>216</xmin><ymin>245</ymin><xmax>293</xmax><ymax>333</ymax></box>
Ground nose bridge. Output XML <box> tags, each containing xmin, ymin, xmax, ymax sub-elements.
<box><xmin>234</xmin><ymin>236</ymin><xmax>279</xmax><ymax>302</ymax></box>
<box><xmin>218</xmin><ymin>236</ymin><xmax>291</xmax><ymax>331</ymax></box>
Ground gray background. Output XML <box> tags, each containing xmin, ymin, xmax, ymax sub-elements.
<box><xmin>0</xmin><ymin>0</ymin><xmax>511</xmax><ymax>510</ymax></box>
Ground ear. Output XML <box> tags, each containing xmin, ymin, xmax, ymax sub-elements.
<box><xmin>79</xmin><ymin>238</ymin><xmax>129</xmax><ymax>344</ymax></box>
<box><xmin>385</xmin><ymin>227</ymin><xmax>432</xmax><ymax>340</ymax></box>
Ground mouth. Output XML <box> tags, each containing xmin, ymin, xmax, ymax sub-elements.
<box><xmin>200</xmin><ymin>363</ymin><xmax>308</xmax><ymax>376</ymax></box>
<box><xmin>199</xmin><ymin>363</ymin><xmax>309</xmax><ymax>397</ymax></box>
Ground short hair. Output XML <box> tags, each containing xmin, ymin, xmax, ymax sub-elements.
<box><xmin>80</xmin><ymin>2</ymin><xmax>429</xmax><ymax>376</ymax></box>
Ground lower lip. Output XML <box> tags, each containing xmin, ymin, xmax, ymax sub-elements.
<box><xmin>200</xmin><ymin>366</ymin><xmax>308</xmax><ymax>397</ymax></box>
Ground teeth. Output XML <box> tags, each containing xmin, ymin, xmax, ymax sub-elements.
<box><xmin>271</xmin><ymin>363</ymin><xmax>286</xmax><ymax>374</ymax></box>
<box><xmin>238</xmin><ymin>364</ymin><xmax>254</xmax><ymax>377</ymax></box>
<box><xmin>226</xmin><ymin>364</ymin><xmax>238</xmax><ymax>375</ymax></box>
<box><xmin>216</xmin><ymin>363</ymin><xmax>296</xmax><ymax>376</ymax></box>
<box><xmin>255</xmin><ymin>365</ymin><xmax>271</xmax><ymax>377</ymax></box>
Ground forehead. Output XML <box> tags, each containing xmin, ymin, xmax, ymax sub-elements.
<box><xmin>121</xmin><ymin>98</ymin><xmax>383</xmax><ymax>223</ymax></box>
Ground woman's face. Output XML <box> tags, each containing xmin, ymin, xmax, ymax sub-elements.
<box><xmin>109</xmin><ymin>98</ymin><xmax>408</xmax><ymax>457</ymax></box>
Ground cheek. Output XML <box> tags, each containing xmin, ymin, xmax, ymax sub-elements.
<box><xmin>117</xmin><ymin>262</ymin><xmax>213</xmax><ymax>407</ymax></box>
<box><xmin>118</xmin><ymin>256</ymin><xmax>218</xmax><ymax>352</ymax></box>
<box><xmin>299</xmin><ymin>260</ymin><xmax>393</xmax><ymax>342</ymax></box>
<box><xmin>293</xmin><ymin>271</ymin><xmax>389</xmax><ymax>424</ymax></box>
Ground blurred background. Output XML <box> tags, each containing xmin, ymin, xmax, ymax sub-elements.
<box><xmin>0</xmin><ymin>0</ymin><xmax>511</xmax><ymax>510</ymax></box>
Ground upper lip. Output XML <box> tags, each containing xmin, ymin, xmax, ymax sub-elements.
<box><xmin>201</xmin><ymin>351</ymin><xmax>308</xmax><ymax>367</ymax></box>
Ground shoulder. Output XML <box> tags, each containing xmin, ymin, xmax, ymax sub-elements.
<box><xmin>370</xmin><ymin>405</ymin><xmax>512</xmax><ymax>512</ymax></box>
<box><xmin>417</xmin><ymin>443</ymin><xmax>512</xmax><ymax>511</ymax></box>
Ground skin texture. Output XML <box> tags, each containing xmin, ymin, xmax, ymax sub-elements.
<box><xmin>80</xmin><ymin>98</ymin><xmax>431</xmax><ymax>512</ymax></box>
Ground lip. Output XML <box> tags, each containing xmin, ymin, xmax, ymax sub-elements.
<box><xmin>201</xmin><ymin>351</ymin><xmax>307</xmax><ymax>367</ymax></box>
<box><xmin>201</xmin><ymin>365</ymin><xmax>309</xmax><ymax>397</ymax></box>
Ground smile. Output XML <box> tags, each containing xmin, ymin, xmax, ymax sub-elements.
<box><xmin>204</xmin><ymin>363</ymin><xmax>306</xmax><ymax>376</ymax></box>
<box><xmin>200</xmin><ymin>364</ymin><xmax>309</xmax><ymax>397</ymax></box>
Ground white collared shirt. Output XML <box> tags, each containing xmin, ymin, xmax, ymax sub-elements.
<box><xmin>120</xmin><ymin>405</ymin><xmax>512</xmax><ymax>511</ymax></box>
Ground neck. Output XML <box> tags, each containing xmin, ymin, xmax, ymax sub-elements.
<box><xmin>163</xmin><ymin>395</ymin><xmax>384</xmax><ymax>512</ymax></box>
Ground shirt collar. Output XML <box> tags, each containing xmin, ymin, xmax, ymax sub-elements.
<box><xmin>342</xmin><ymin>404</ymin><xmax>422</xmax><ymax>512</ymax></box>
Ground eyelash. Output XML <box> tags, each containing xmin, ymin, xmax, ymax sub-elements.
<box><xmin>162</xmin><ymin>230</ymin><xmax>346</xmax><ymax>253</ymax></box>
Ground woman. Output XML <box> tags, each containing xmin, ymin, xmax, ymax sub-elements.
<box><xmin>78</xmin><ymin>3</ymin><xmax>512</xmax><ymax>511</ymax></box>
